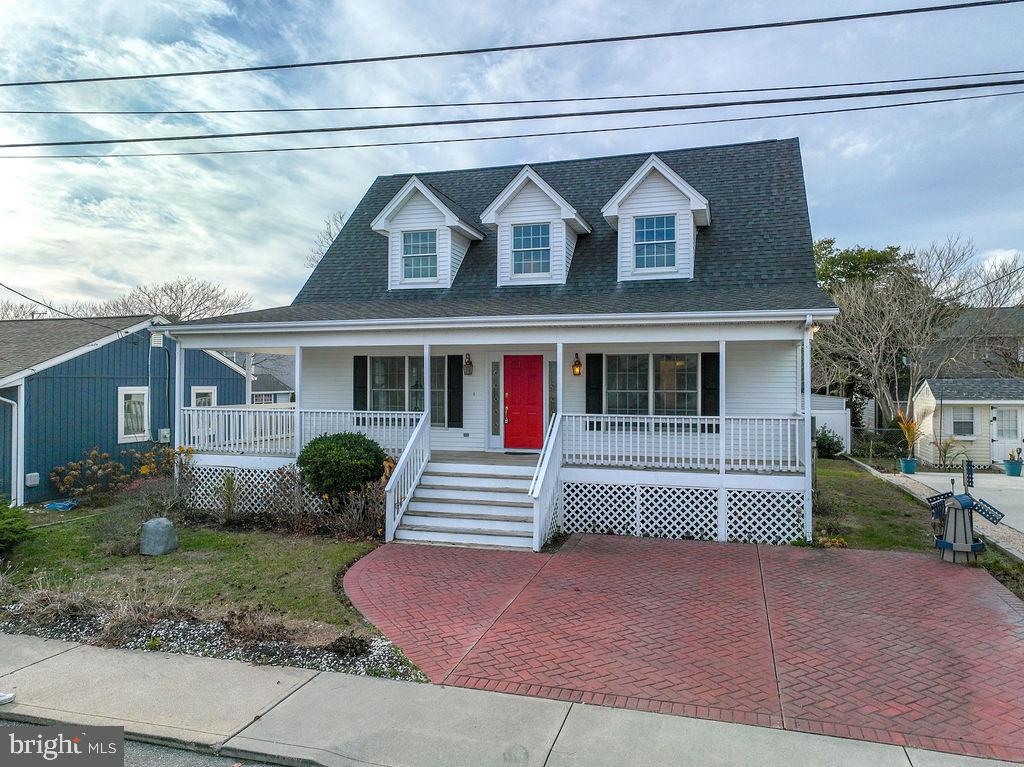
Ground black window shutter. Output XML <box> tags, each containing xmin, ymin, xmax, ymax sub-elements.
<box><xmin>585</xmin><ymin>354</ymin><xmax>603</xmax><ymax>414</ymax></box>
<box><xmin>446</xmin><ymin>355</ymin><xmax>463</xmax><ymax>428</ymax></box>
<box><xmin>700</xmin><ymin>352</ymin><xmax>720</xmax><ymax>416</ymax></box>
<box><xmin>353</xmin><ymin>355</ymin><xmax>368</xmax><ymax>411</ymax></box>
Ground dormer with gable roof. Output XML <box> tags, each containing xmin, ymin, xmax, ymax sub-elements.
<box><xmin>602</xmin><ymin>155</ymin><xmax>710</xmax><ymax>283</ymax></box>
<box><xmin>371</xmin><ymin>176</ymin><xmax>484</xmax><ymax>290</ymax></box>
<box><xmin>479</xmin><ymin>166</ymin><xmax>591</xmax><ymax>287</ymax></box>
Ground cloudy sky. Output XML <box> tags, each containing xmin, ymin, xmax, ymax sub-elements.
<box><xmin>0</xmin><ymin>0</ymin><xmax>1022</xmax><ymax>310</ymax></box>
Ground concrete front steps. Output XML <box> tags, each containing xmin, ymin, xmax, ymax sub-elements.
<box><xmin>394</xmin><ymin>460</ymin><xmax>536</xmax><ymax>550</ymax></box>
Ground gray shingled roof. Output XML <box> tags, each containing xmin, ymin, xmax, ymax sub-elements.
<box><xmin>0</xmin><ymin>315</ymin><xmax>152</xmax><ymax>380</ymax></box>
<box><xmin>926</xmin><ymin>378</ymin><xmax>1024</xmax><ymax>401</ymax></box>
<box><xmin>252</xmin><ymin>372</ymin><xmax>291</xmax><ymax>393</ymax></box>
<box><xmin>185</xmin><ymin>138</ymin><xmax>833</xmax><ymax>327</ymax></box>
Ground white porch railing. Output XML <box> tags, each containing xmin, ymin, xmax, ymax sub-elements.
<box><xmin>561</xmin><ymin>413</ymin><xmax>803</xmax><ymax>473</ymax></box>
<box><xmin>182</xmin><ymin>407</ymin><xmax>295</xmax><ymax>455</ymax></box>
<box><xmin>301</xmin><ymin>410</ymin><xmax>420</xmax><ymax>455</ymax></box>
<box><xmin>529</xmin><ymin>414</ymin><xmax>563</xmax><ymax>552</ymax></box>
<box><xmin>385</xmin><ymin>411</ymin><xmax>431</xmax><ymax>542</ymax></box>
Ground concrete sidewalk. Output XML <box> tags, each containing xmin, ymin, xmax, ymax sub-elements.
<box><xmin>0</xmin><ymin>634</ymin><xmax>1017</xmax><ymax>767</ymax></box>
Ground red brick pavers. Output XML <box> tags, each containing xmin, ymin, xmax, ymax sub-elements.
<box><xmin>345</xmin><ymin>535</ymin><xmax>1024</xmax><ymax>761</ymax></box>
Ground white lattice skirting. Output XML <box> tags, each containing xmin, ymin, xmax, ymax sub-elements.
<box><xmin>562</xmin><ymin>482</ymin><xmax>804</xmax><ymax>544</ymax></box>
<box><xmin>186</xmin><ymin>464</ymin><xmax>330</xmax><ymax>517</ymax></box>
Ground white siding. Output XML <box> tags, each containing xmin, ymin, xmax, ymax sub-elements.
<box><xmin>385</xmin><ymin>190</ymin><xmax>460</xmax><ymax>290</ymax></box>
<box><xmin>494</xmin><ymin>180</ymin><xmax>569</xmax><ymax>286</ymax></box>
<box><xmin>724</xmin><ymin>342</ymin><xmax>800</xmax><ymax>415</ymax></box>
<box><xmin>616</xmin><ymin>170</ymin><xmax>695</xmax><ymax>282</ymax></box>
<box><xmin>565</xmin><ymin>227</ymin><xmax>578</xmax><ymax>274</ymax></box>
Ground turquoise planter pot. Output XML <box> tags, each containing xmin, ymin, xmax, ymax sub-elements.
<box><xmin>900</xmin><ymin>458</ymin><xmax>919</xmax><ymax>474</ymax></box>
<box><xmin>1005</xmin><ymin>460</ymin><xmax>1023</xmax><ymax>477</ymax></box>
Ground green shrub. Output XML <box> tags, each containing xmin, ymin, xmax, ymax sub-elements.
<box><xmin>0</xmin><ymin>505</ymin><xmax>30</xmax><ymax>556</ymax></box>
<box><xmin>297</xmin><ymin>433</ymin><xmax>387</xmax><ymax>507</ymax></box>
<box><xmin>814</xmin><ymin>426</ymin><xmax>845</xmax><ymax>459</ymax></box>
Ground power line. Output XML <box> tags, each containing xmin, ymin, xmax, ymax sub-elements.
<box><xmin>7</xmin><ymin>88</ymin><xmax>1022</xmax><ymax>161</ymax></box>
<box><xmin>0</xmin><ymin>281</ymin><xmax>136</xmax><ymax>337</ymax></box>
<box><xmin>2</xmin><ymin>1</ymin><xmax>1020</xmax><ymax>89</ymax></box>
<box><xmin>5</xmin><ymin>77</ymin><xmax>1024</xmax><ymax>150</ymax></box>
<box><xmin>5</xmin><ymin>67</ymin><xmax>1024</xmax><ymax>115</ymax></box>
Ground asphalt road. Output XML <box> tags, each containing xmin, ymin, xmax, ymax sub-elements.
<box><xmin>0</xmin><ymin>720</ymin><xmax>273</xmax><ymax>766</ymax></box>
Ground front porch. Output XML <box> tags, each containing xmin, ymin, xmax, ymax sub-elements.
<box><xmin>170</xmin><ymin>324</ymin><xmax>816</xmax><ymax>551</ymax></box>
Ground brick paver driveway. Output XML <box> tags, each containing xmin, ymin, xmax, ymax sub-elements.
<box><xmin>345</xmin><ymin>534</ymin><xmax>1024</xmax><ymax>762</ymax></box>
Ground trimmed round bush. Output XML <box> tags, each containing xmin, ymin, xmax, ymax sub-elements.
<box><xmin>297</xmin><ymin>433</ymin><xmax>387</xmax><ymax>506</ymax></box>
<box><xmin>814</xmin><ymin>426</ymin><xmax>845</xmax><ymax>459</ymax></box>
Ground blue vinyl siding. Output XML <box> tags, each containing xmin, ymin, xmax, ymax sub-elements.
<box><xmin>18</xmin><ymin>329</ymin><xmax>244</xmax><ymax>503</ymax></box>
<box><xmin>0</xmin><ymin>386</ymin><xmax>15</xmax><ymax>501</ymax></box>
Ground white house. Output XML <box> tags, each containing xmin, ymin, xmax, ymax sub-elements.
<box><xmin>914</xmin><ymin>378</ymin><xmax>1024</xmax><ymax>465</ymax></box>
<box><xmin>167</xmin><ymin>139</ymin><xmax>837</xmax><ymax>551</ymax></box>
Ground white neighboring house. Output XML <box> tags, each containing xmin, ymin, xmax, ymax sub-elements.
<box><xmin>914</xmin><ymin>379</ymin><xmax>1024</xmax><ymax>465</ymax></box>
<box><xmin>167</xmin><ymin>139</ymin><xmax>838</xmax><ymax>551</ymax></box>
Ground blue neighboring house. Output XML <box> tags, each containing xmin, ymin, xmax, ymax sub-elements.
<box><xmin>0</xmin><ymin>315</ymin><xmax>247</xmax><ymax>505</ymax></box>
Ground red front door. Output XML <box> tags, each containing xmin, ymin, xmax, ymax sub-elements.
<box><xmin>503</xmin><ymin>355</ymin><xmax>544</xmax><ymax>450</ymax></box>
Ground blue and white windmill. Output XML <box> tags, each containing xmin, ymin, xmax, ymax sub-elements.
<box><xmin>926</xmin><ymin>460</ymin><xmax>1005</xmax><ymax>564</ymax></box>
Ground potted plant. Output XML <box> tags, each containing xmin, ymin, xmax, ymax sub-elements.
<box><xmin>895</xmin><ymin>410</ymin><xmax>921</xmax><ymax>474</ymax></box>
<box><xmin>1006</xmin><ymin>448</ymin><xmax>1023</xmax><ymax>478</ymax></box>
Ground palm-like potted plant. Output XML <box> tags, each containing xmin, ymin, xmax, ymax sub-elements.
<box><xmin>895</xmin><ymin>410</ymin><xmax>921</xmax><ymax>474</ymax></box>
<box><xmin>1006</xmin><ymin>447</ymin><xmax>1023</xmax><ymax>478</ymax></box>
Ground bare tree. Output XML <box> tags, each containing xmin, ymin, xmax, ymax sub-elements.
<box><xmin>814</xmin><ymin>236</ymin><xmax>1024</xmax><ymax>424</ymax></box>
<box><xmin>305</xmin><ymin>210</ymin><xmax>347</xmax><ymax>269</ymax></box>
<box><xmin>0</xmin><ymin>300</ymin><xmax>44</xmax><ymax>320</ymax></box>
<box><xmin>88</xmin><ymin>277</ymin><xmax>253</xmax><ymax>322</ymax></box>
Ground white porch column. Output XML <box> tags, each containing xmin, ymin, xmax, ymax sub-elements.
<box><xmin>173</xmin><ymin>341</ymin><xmax>184</xmax><ymax>448</ymax></box>
<box><xmin>555</xmin><ymin>342</ymin><xmax>564</xmax><ymax>414</ymax></box>
<box><xmin>245</xmin><ymin>353</ymin><xmax>254</xmax><ymax>404</ymax></box>
<box><xmin>423</xmin><ymin>344</ymin><xmax>431</xmax><ymax>417</ymax></box>
<box><xmin>802</xmin><ymin>317</ymin><xmax>814</xmax><ymax>540</ymax></box>
<box><xmin>294</xmin><ymin>346</ymin><xmax>303</xmax><ymax>457</ymax></box>
<box><xmin>717</xmin><ymin>340</ymin><xmax>727</xmax><ymax>542</ymax></box>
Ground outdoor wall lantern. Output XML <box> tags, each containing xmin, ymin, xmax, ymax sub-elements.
<box><xmin>463</xmin><ymin>353</ymin><xmax>474</xmax><ymax>376</ymax></box>
<box><xmin>571</xmin><ymin>353</ymin><xmax>583</xmax><ymax>377</ymax></box>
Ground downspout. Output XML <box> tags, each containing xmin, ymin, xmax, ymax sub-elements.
<box><xmin>0</xmin><ymin>389</ymin><xmax>21</xmax><ymax>507</ymax></box>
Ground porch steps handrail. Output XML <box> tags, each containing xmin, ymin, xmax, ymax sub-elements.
<box><xmin>384</xmin><ymin>411</ymin><xmax>431</xmax><ymax>542</ymax></box>
<box><xmin>529</xmin><ymin>413</ymin><xmax>563</xmax><ymax>552</ymax></box>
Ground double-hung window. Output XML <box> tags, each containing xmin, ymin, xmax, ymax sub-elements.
<box><xmin>633</xmin><ymin>215</ymin><xmax>676</xmax><ymax>270</ymax></box>
<box><xmin>512</xmin><ymin>223</ymin><xmax>550</xmax><ymax>275</ymax></box>
<box><xmin>118</xmin><ymin>386</ymin><xmax>150</xmax><ymax>444</ymax></box>
<box><xmin>605</xmin><ymin>353</ymin><xmax>699</xmax><ymax>416</ymax></box>
<box><xmin>402</xmin><ymin>230</ymin><xmax>437</xmax><ymax>280</ymax></box>
<box><xmin>370</xmin><ymin>356</ymin><xmax>446</xmax><ymax>425</ymax></box>
<box><xmin>950</xmin><ymin>406</ymin><xmax>975</xmax><ymax>437</ymax></box>
<box><xmin>409</xmin><ymin>356</ymin><xmax>446</xmax><ymax>426</ymax></box>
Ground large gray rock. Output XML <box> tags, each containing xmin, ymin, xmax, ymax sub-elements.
<box><xmin>139</xmin><ymin>517</ymin><xmax>178</xmax><ymax>556</ymax></box>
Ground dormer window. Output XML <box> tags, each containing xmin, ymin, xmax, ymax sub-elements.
<box><xmin>480</xmin><ymin>166</ymin><xmax>590</xmax><ymax>287</ymax></box>
<box><xmin>403</xmin><ymin>230</ymin><xmax>438</xmax><ymax>280</ymax></box>
<box><xmin>371</xmin><ymin>176</ymin><xmax>484</xmax><ymax>290</ymax></box>
<box><xmin>634</xmin><ymin>215</ymin><xmax>676</xmax><ymax>270</ymax></box>
<box><xmin>512</xmin><ymin>223</ymin><xmax>551</xmax><ymax>276</ymax></box>
<box><xmin>602</xmin><ymin>155</ymin><xmax>710</xmax><ymax>283</ymax></box>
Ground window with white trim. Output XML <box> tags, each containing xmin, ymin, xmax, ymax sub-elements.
<box><xmin>191</xmin><ymin>386</ymin><xmax>217</xmax><ymax>407</ymax></box>
<box><xmin>251</xmin><ymin>393</ymin><xmax>274</xmax><ymax>405</ymax></box>
<box><xmin>402</xmin><ymin>230</ymin><xmax>437</xmax><ymax>279</ymax></box>
<box><xmin>605</xmin><ymin>353</ymin><xmax>699</xmax><ymax>416</ymax></box>
<box><xmin>118</xmin><ymin>386</ymin><xmax>150</xmax><ymax>444</ymax></box>
<box><xmin>951</xmin><ymin>406</ymin><xmax>975</xmax><ymax>437</ymax></box>
<box><xmin>512</xmin><ymin>223</ymin><xmax>550</xmax><ymax>275</ymax></box>
<box><xmin>634</xmin><ymin>215</ymin><xmax>676</xmax><ymax>269</ymax></box>
<box><xmin>369</xmin><ymin>356</ymin><xmax>446</xmax><ymax>425</ymax></box>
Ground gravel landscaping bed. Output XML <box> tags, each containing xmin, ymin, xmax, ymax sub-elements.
<box><xmin>0</xmin><ymin>612</ymin><xmax>426</xmax><ymax>680</ymax></box>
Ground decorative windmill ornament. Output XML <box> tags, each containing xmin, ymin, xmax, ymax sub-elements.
<box><xmin>926</xmin><ymin>460</ymin><xmax>1005</xmax><ymax>564</ymax></box>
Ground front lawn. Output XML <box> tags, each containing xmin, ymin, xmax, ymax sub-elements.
<box><xmin>7</xmin><ymin>504</ymin><xmax>374</xmax><ymax>629</ymax></box>
<box><xmin>815</xmin><ymin>457</ymin><xmax>1024</xmax><ymax>600</ymax></box>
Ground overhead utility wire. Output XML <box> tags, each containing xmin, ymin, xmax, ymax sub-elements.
<box><xmin>6</xmin><ymin>67</ymin><xmax>1024</xmax><ymax>115</ymax></box>
<box><xmin>0</xmin><ymin>281</ymin><xmax>133</xmax><ymax>336</ymax></box>
<box><xmin>1</xmin><ymin>1</ymin><xmax>1020</xmax><ymax>88</ymax></box>
<box><xmin>4</xmin><ymin>77</ymin><xmax>1024</xmax><ymax>149</ymax></box>
<box><xmin>7</xmin><ymin>88</ymin><xmax>1022</xmax><ymax>160</ymax></box>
